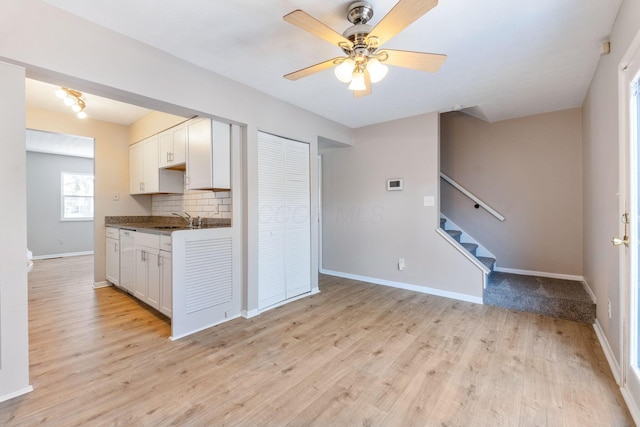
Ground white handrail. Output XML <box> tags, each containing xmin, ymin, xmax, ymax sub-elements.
<box><xmin>440</xmin><ymin>172</ymin><xmax>505</xmax><ymax>222</ymax></box>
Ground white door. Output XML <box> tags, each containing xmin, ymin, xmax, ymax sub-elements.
<box><xmin>257</xmin><ymin>132</ymin><xmax>310</xmax><ymax>310</ymax></box>
<box><xmin>619</xmin><ymin>36</ymin><xmax>640</xmax><ymax>418</ymax></box>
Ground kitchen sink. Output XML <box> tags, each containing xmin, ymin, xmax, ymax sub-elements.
<box><xmin>152</xmin><ymin>225</ymin><xmax>183</xmax><ymax>229</ymax></box>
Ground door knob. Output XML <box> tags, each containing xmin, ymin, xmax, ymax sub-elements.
<box><xmin>611</xmin><ymin>236</ymin><xmax>629</xmax><ymax>246</ymax></box>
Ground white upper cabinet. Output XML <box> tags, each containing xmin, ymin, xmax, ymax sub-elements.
<box><xmin>159</xmin><ymin>122</ymin><xmax>187</xmax><ymax>169</ymax></box>
<box><xmin>130</xmin><ymin>134</ymin><xmax>184</xmax><ymax>195</ymax></box>
<box><xmin>186</xmin><ymin>118</ymin><xmax>231</xmax><ymax>191</ymax></box>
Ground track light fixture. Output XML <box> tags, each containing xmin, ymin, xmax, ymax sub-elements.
<box><xmin>55</xmin><ymin>87</ymin><xmax>87</xmax><ymax>119</ymax></box>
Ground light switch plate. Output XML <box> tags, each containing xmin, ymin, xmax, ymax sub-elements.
<box><xmin>424</xmin><ymin>196</ymin><xmax>435</xmax><ymax>206</ymax></box>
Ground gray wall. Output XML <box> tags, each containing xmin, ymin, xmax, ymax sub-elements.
<box><xmin>27</xmin><ymin>151</ymin><xmax>94</xmax><ymax>257</ymax></box>
<box><xmin>583</xmin><ymin>0</ymin><xmax>640</xmax><ymax>372</ymax></box>
<box><xmin>440</xmin><ymin>109</ymin><xmax>583</xmax><ymax>276</ymax></box>
<box><xmin>321</xmin><ymin>112</ymin><xmax>484</xmax><ymax>300</ymax></box>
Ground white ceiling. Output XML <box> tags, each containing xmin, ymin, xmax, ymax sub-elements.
<box><xmin>25</xmin><ymin>78</ymin><xmax>151</xmax><ymax>126</ymax></box>
<box><xmin>40</xmin><ymin>0</ymin><xmax>622</xmax><ymax>127</ymax></box>
<box><xmin>26</xmin><ymin>129</ymin><xmax>94</xmax><ymax>158</ymax></box>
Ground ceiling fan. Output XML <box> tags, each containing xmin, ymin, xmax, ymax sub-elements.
<box><xmin>283</xmin><ymin>0</ymin><xmax>446</xmax><ymax>98</ymax></box>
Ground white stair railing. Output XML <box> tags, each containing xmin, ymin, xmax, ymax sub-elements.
<box><xmin>440</xmin><ymin>172</ymin><xmax>505</xmax><ymax>222</ymax></box>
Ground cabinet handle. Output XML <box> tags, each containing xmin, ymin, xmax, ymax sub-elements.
<box><xmin>140</xmin><ymin>250</ymin><xmax>145</xmax><ymax>262</ymax></box>
<box><xmin>115</xmin><ymin>243</ymin><xmax>118</xmax><ymax>252</ymax></box>
<box><xmin>166</xmin><ymin>152</ymin><xmax>170</xmax><ymax>163</ymax></box>
<box><xmin>158</xmin><ymin>255</ymin><xmax>161</xmax><ymax>267</ymax></box>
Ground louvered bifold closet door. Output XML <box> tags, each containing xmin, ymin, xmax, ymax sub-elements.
<box><xmin>283</xmin><ymin>140</ymin><xmax>310</xmax><ymax>299</ymax></box>
<box><xmin>258</xmin><ymin>133</ymin><xmax>286</xmax><ymax>309</ymax></box>
<box><xmin>257</xmin><ymin>132</ymin><xmax>311</xmax><ymax>310</ymax></box>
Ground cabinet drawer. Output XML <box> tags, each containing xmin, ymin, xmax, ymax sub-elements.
<box><xmin>106</xmin><ymin>227</ymin><xmax>119</xmax><ymax>239</ymax></box>
<box><xmin>134</xmin><ymin>232</ymin><xmax>160</xmax><ymax>248</ymax></box>
<box><xmin>160</xmin><ymin>235</ymin><xmax>172</xmax><ymax>252</ymax></box>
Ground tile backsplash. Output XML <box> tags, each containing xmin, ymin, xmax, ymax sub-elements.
<box><xmin>152</xmin><ymin>190</ymin><xmax>232</xmax><ymax>219</ymax></box>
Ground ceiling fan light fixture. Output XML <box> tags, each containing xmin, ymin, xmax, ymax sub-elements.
<box><xmin>367</xmin><ymin>58</ymin><xmax>388</xmax><ymax>83</ymax></box>
<box><xmin>335</xmin><ymin>59</ymin><xmax>355</xmax><ymax>83</ymax></box>
<box><xmin>55</xmin><ymin>88</ymin><xmax>68</xmax><ymax>99</ymax></box>
<box><xmin>348</xmin><ymin>71</ymin><xmax>366</xmax><ymax>91</ymax></box>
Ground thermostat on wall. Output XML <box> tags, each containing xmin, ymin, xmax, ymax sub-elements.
<box><xmin>387</xmin><ymin>178</ymin><xmax>403</xmax><ymax>191</ymax></box>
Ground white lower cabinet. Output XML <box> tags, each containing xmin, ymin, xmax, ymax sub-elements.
<box><xmin>108</xmin><ymin>227</ymin><xmax>172</xmax><ymax>318</ymax></box>
<box><xmin>119</xmin><ymin>229</ymin><xmax>135</xmax><ymax>293</ymax></box>
<box><xmin>105</xmin><ymin>227</ymin><xmax>120</xmax><ymax>286</ymax></box>
<box><xmin>159</xmin><ymin>249</ymin><xmax>172</xmax><ymax>317</ymax></box>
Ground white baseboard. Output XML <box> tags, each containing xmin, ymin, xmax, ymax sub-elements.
<box><xmin>0</xmin><ymin>385</ymin><xmax>33</xmax><ymax>403</ymax></box>
<box><xmin>320</xmin><ymin>269</ymin><xmax>483</xmax><ymax>305</ymax></box>
<box><xmin>169</xmin><ymin>313</ymin><xmax>241</xmax><ymax>341</ymax></box>
<box><xmin>581</xmin><ymin>279</ymin><xmax>597</xmax><ymax>304</ymax></box>
<box><xmin>621</xmin><ymin>384</ymin><xmax>640</xmax><ymax>426</ymax></box>
<box><xmin>242</xmin><ymin>309</ymin><xmax>259</xmax><ymax>319</ymax></box>
<box><xmin>493</xmin><ymin>266</ymin><xmax>584</xmax><ymax>282</ymax></box>
<box><xmin>593</xmin><ymin>319</ymin><xmax>622</xmax><ymax>385</ymax></box>
<box><xmin>92</xmin><ymin>281</ymin><xmax>111</xmax><ymax>289</ymax></box>
<box><xmin>32</xmin><ymin>250</ymin><xmax>94</xmax><ymax>260</ymax></box>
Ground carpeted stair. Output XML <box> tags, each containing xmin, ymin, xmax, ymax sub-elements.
<box><xmin>440</xmin><ymin>217</ymin><xmax>595</xmax><ymax>324</ymax></box>
<box><xmin>440</xmin><ymin>217</ymin><xmax>496</xmax><ymax>272</ymax></box>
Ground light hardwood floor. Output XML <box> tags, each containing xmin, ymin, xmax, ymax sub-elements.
<box><xmin>0</xmin><ymin>255</ymin><xmax>633</xmax><ymax>426</ymax></box>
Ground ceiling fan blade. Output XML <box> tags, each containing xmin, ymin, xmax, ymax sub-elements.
<box><xmin>367</xmin><ymin>0</ymin><xmax>438</xmax><ymax>47</ymax></box>
<box><xmin>284</xmin><ymin>57</ymin><xmax>342</xmax><ymax>81</ymax></box>
<box><xmin>381</xmin><ymin>49</ymin><xmax>446</xmax><ymax>72</ymax></box>
<box><xmin>354</xmin><ymin>70</ymin><xmax>372</xmax><ymax>98</ymax></box>
<box><xmin>284</xmin><ymin>10</ymin><xmax>354</xmax><ymax>49</ymax></box>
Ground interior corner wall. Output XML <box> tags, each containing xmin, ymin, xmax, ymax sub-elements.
<box><xmin>27</xmin><ymin>151</ymin><xmax>94</xmax><ymax>257</ymax></box>
<box><xmin>26</xmin><ymin>107</ymin><xmax>150</xmax><ymax>284</ymax></box>
<box><xmin>321</xmin><ymin>112</ymin><xmax>484</xmax><ymax>300</ymax></box>
<box><xmin>440</xmin><ymin>109</ymin><xmax>583</xmax><ymax>276</ymax></box>
<box><xmin>0</xmin><ymin>61</ymin><xmax>30</xmax><ymax>402</ymax></box>
<box><xmin>582</xmin><ymin>0</ymin><xmax>640</xmax><ymax>368</ymax></box>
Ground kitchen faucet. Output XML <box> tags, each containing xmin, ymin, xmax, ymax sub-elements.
<box><xmin>173</xmin><ymin>212</ymin><xmax>193</xmax><ymax>228</ymax></box>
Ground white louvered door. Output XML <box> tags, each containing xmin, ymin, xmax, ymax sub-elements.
<box><xmin>258</xmin><ymin>132</ymin><xmax>310</xmax><ymax>310</ymax></box>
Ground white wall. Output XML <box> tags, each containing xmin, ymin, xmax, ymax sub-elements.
<box><xmin>0</xmin><ymin>61</ymin><xmax>31</xmax><ymax>401</ymax></box>
<box><xmin>27</xmin><ymin>151</ymin><xmax>94</xmax><ymax>257</ymax></box>
<box><xmin>321</xmin><ymin>112</ymin><xmax>484</xmax><ymax>300</ymax></box>
<box><xmin>582</xmin><ymin>0</ymin><xmax>640</xmax><ymax>371</ymax></box>
<box><xmin>441</xmin><ymin>109</ymin><xmax>584</xmax><ymax>276</ymax></box>
<box><xmin>0</xmin><ymin>0</ymin><xmax>352</xmax><ymax>399</ymax></box>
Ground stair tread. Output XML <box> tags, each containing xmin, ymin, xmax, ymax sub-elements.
<box><xmin>445</xmin><ymin>229</ymin><xmax>462</xmax><ymax>240</ymax></box>
<box><xmin>476</xmin><ymin>256</ymin><xmax>495</xmax><ymax>271</ymax></box>
<box><xmin>461</xmin><ymin>242</ymin><xmax>478</xmax><ymax>250</ymax></box>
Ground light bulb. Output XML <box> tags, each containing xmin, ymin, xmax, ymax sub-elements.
<box><xmin>63</xmin><ymin>97</ymin><xmax>76</xmax><ymax>106</ymax></box>
<box><xmin>71</xmin><ymin>104</ymin><xmax>82</xmax><ymax>113</ymax></box>
<box><xmin>348</xmin><ymin>71</ymin><xmax>366</xmax><ymax>91</ymax></box>
<box><xmin>367</xmin><ymin>58</ymin><xmax>388</xmax><ymax>83</ymax></box>
<box><xmin>334</xmin><ymin>59</ymin><xmax>355</xmax><ymax>83</ymax></box>
<box><xmin>55</xmin><ymin>88</ymin><xmax>67</xmax><ymax>99</ymax></box>
<box><xmin>77</xmin><ymin>111</ymin><xmax>87</xmax><ymax>119</ymax></box>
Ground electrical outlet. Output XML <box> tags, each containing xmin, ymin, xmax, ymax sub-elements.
<box><xmin>113</xmin><ymin>191</ymin><xmax>120</xmax><ymax>201</ymax></box>
<box><xmin>398</xmin><ymin>258</ymin><xmax>405</xmax><ymax>271</ymax></box>
<box><xmin>608</xmin><ymin>299</ymin><xmax>612</xmax><ymax>319</ymax></box>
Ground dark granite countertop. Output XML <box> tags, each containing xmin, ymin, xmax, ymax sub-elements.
<box><xmin>105</xmin><ymin>216</ymin><xmax>231</xmax><ymax>236</ymax></box>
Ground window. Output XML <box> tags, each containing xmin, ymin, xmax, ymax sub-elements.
<box><xmin>61</xmin><ymin>172</ymin><xmax>94</xmax><ymax>220</ymax></box>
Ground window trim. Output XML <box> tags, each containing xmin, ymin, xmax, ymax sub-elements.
<box><xmin>61</xmin><ymin>171</ymin><xmax>94</xmax><ymax>222</ymax></box>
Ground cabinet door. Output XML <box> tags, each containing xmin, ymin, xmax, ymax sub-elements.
<box><xmin>146</xmin><ymin>250</ymin><xmax>160</xmax><ymax>310</ymax></box>
<box><xmin>119</xmin><ymin>231</ymin><xmax>135</xmax><ymax>292</ymax></box>
<box><xmin>142</xmin><ymin>135</ymin><xmax>160</xmax><ymax>193</ymax></box>
<box><xmin>186</xmin><ymin>118</ymin><xmax>231</xmax><ymax>190</ymax></box>
<box><xmin>172</xmin><ymin>123</ymin><xmax>187</xmax><ymax>165</ymax></box>
<box><xmin>105</xmin><ymin>238</ymin><xmax>120</xmax><ymax>286</ymax></box>
<box><xmin>129</xmin><ymin>142</ymin><xmax>144</xmax><ymax>194</ymax></box>
<box><xmin>159</xmin><ymin>250</ymin><xmax>172</xmax><ymax>317</ymax></box>
<box><xmin>186</xmin><ymin>117</ymin><xmax>212</xmax><ymax>190</ymax></box>
<box><xmin>134</xmin><ymin>247</ymin><xmax>148</xmax><ymax>300</ymax></box>
<box><xmin>158</xmin><ymin>129</ymin><xmax>173</xmax><ymax>168</ymax></box>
